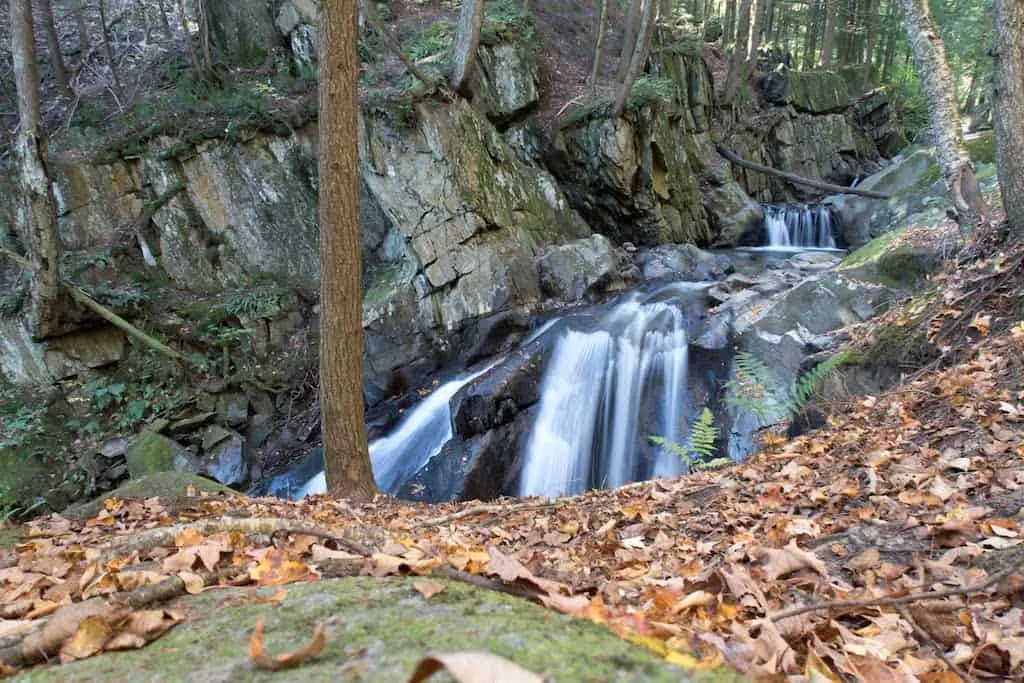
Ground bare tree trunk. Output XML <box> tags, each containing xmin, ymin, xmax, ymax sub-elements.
<box><xmin>617</xmin><ymin>0</ymin><xmax>643</xmax><ymax>81</ymax></box>
<box><xmin>613</xmin><ymin>0</ymin><xmax>657</xmax><ymax>117</ymax></box>
<box><xmin>97</xmin><ymin>0</ymin><xmax>125</xmax><ymax>103</ymax></box>
<box><xmin>319</xmin><ymin>1</ymin><xmax>377</xmax><ymax>502</ymax></box>
<box><xmin>803</xmin><ymin>0</ymin><xmax>821</xmax><ymax>69</ymax></box>
<box><xmin>746</xmin><ymin>0</ymin><xmax>765</xmax><ymax>67</ymax></box>
<box><xmin>898</xmin><ymin>0</ymin><xmax>983</xmax><ymax>233</ymax></box>
<box><xmin>588</xmin><ymin>0</ymin><xmax>610</xmax><ymax>89</ymax></box>
<box><xmin>450</xmin><ymin>0</ymin><xmax>485</xmax><ymax>94</ymax></box>
<box><xmin>37</xmin><ymin>0</ymin><xmax>73</xmax><ymax>99</ymax></box>
<box><xmin>723</xmin><ymin>0</ymin><xmax>737</xmax><ymax>44</ymax></box>
<box><xmin>196</xmin><ymin>0</ymin><xmax>215</xmax><ymax>73</ymax></box>
<box><xmin>820</xmin><ymin>0</ymin><xmax>837</xmax><ymax>67</ymax></box>
<box><xmin>862</xmin><ymin>0</ymin><xmax>878</xmax><ymax>64</ymax></box>
<box><xmin>993</xmin><ymin>0</ymin><xmax>1024</xmax><ymax>236</ymax></box>
<box><xmin>9</xmin><ymin>0</ymin><xmax>64</xmax><ymax>339</ymax></box>
<box><xmin>722</xmin><ymin>0</ymin><xmax>751</xmax><ymax>103</ymax></box>
<box><xmin>176</xmin><ymin>0</ymin><xmax>205</xmax><ymax>78</ymax></box>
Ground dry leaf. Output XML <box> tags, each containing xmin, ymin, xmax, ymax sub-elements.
<box><xmin>248</xmin><ymin>616</ymin><xmax>327</xmax><ymax>671</ymax></box>
<box><xmin>413</xmin><ymin>581</ymin><xmax>446</xmax><ymax>599</ymax></box>
<box><xmin>406</xmin><ymin>651</ymin><xmax>542</xmax><ymax>683</ymax></box>
<box><xmin>755</xmin><ymin>540</ymin><xmax>828</xmax><ymax>580</ymax></box>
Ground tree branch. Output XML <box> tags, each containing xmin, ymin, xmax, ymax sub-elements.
<box><xmin>715</xmin><ymin>144</ymin><xmax>893</xmax><ymax>199</ymax></box>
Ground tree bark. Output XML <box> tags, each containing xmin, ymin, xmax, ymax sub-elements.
<box><xmin>319</xmin><ymin>0</ymin><xmax>377</xmax><ymax>502</ymax></box>
<box><xmin>450</xmin><ymin>0</ymin><xmax>485</xmax><ymax>94</ymax></box>
<box><xmin>156</xmin><ymin>0</ymin><xmax>173</xmax><ymax>39</ymax></box>
<box><xmin>862</xmin><ymin>0</ymin><xmax>878</xmax><ymax>64</ymax></box>
<box><xmin>897</xmin><ymin>0</ymin><xmax>983</xmax><ymax>233</ymax></box>
<box><xmin>820</xmin><ymin>0</ymin><xmax>837</xmax><ymax>67</ymax></box>
<box><xmin>993</xmin><ymin>0</ymin><xmax>1024</xmax><ymax>236</ymax></box>
<box><xmin>613</xmin><ymin>0</ymin><xmax>657</xmax><ymax>117</ymax></box>
<box><xmin>722</xmin><ymin>0</ymin><xmax>752</xmax><ymax>104</ymax></box>
<box><xmin>617</xmin><ymin>0</ymin><xmax>643</xmax><ymax>81</ymax></box>
<box><xmin>37</xmin><ymin>0</ymin><xmax>73</xmax><ymax>99</ymax></box>
<box><xmin>716</xmin><ymin>144</ymin><xmax>892</xmax><ymax>198</ymax></box>
<box><xmin>97</xmin><ymin>0</ymin><xmax>125</xmax><ymax>103</ymax></box>
<box><xmin>588</xmin><ymin>0</ymin><xmax>610</xmax><ymax>89</ymax></box>
<box><xmin>9</xmin><ymin>0</ymin><xmax>64</xmax><ymax>339</ymax></box>
<box><xmin>723</xmin><ymin>0</ymin><xmax>737</xmax><ymax>44</ymax></box>
<box><xmin>746</xmin><ymin>0</ymin><xmax>765</xmax><ymax>67</ymax></box>
<box><xmin>803</xmin><ymin>0</ymin><xmax>821</xmax><ymax>70</ymax></box>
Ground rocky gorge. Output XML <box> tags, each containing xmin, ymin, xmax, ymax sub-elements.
<box><xmin>0</xmin><ymin>2</ymin><xmax>960</xmax><ymax>513</ymax></box>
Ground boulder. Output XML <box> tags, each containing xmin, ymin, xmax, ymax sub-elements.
<box><xmin>638</xmin><ymin>244</ymin><xmax>731</xmax><ymax>282</ymax></box>
<box><xmin>469</xmin><ymin>41</ymin><xmax>540</xmax><ymax>125</ymax></box>
<box><xmin>451</xmin><ymin>342</ymin><xmax>548</xmax><ymax>438</ymax></box>
<box><xmin>537</xmin><ymin>235</ymin><xmax>621</xmax><ymax>302</ymax></box>
<box><xmin>762</xmin><ymin>69</ymin><xmax>851</xmax><ymax>114</ymax></box>
<box><xmin>197</xmin><ymin>429</ymin><xmax>249</xmax><ymax>488</ymax></box>
<box><xmin>125</xmin><ymin>429</ymin><xmax>193</xmax><ymax>478</ymax></box>
<box><xmin>42</xmin><ymin>327</ymin><xmax>126</xmax><ymax>380</ymax></box>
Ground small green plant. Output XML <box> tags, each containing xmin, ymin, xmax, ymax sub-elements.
<box><xmin>724</xmin><ymin>350</ymin><xmax>853</xmax><ymax>424</ymax></box>
<box><xmin>216</xmin><ymin>287</ymin><xmax>281</xmax><ymax>319</ymax></box>
<box><xmin>0</xmin><ymin>405</ymin><xmax>47</xmax><ymax>450</ymax></box>
<box><xmin>628</xmin><ymin>76</ymin><xmax>677</xmax><ymax>108</ymax></box>
<box><xmin>650</xmin><ymin>407</ymin><xmax>728</xmax><ymax>471</ymax></box>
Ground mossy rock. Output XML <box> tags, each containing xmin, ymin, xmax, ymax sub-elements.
<box><xmin>62</xmin><ymin>471</ymin><xmax>240</xmax><ymax>520</ymax></box>
<box><xmin>0</xmin><ymin>449</ymin><xmax>64</xmax><ymax>511</ymax></box>
<box><xmin>839</xmin><ymin>226</ymin><xmax>946</xmax><ymax>291</ymax></box>
<box><xmin>965</xmin><ymin>131</ymin><xmax>995</xmax><ymax>165</ymax></box>
<box><xmin>125</xmin><ymin>429</ymin><xmax>192</xmax><ymax>478</ymax></box>
<box><xmin>763</xmin><ymin>70</ymin><xmax>850</xmax><ymax>114</ymax></box>
<box><xmin>15</xmin><ymin>577</ymin><xmax>739</xmax><ymax>682</ymax></box>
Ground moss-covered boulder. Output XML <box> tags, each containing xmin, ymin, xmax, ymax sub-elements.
<box><xmin>0</xmin><ymin>449</ymin><xmax>63</xmax><ymax>511</ymax></box>
<box><xmin>124</xmin><ymin>428</ymin><xmax>192</xmax><ymax>478</ymax></box>
<box><xmin>16</xmin><ymin>578</ymin><xmax>732</xmax><ymax>682</ymax></box>
<box><xmin>62</xmin><ymin>471</ymin><xmax>240</xmax><ymax>519</ymax></box>
<box><xmin>838</xmin><ymin>224</ymin><xmax>948</xmax><ymax>291</ymax></box>
<box><xmin>763</xmin><ymin>70</ymin><xmax>851</xmax><ymax>114</ymax></box>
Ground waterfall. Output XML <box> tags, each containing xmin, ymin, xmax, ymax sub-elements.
<box><xmin>518</xmin><ymin>285</ymin><xmax>697</xmax><ymax>498</ymax></box>
<box><xmin>764</xmin><ymin>204</ymin><xmax>836</xmax><ymax>249</ymax></box>
<box><xmin>296</xmin><ymin>364</ymin><xmax>494</xmax><ymax>498</ymax></box>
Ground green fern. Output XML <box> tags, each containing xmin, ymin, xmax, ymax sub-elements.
<box><xmin>724</xmin><ymin>350</ymin><xmax>851</xmax><ymax>423</ymax></box>
<box><xmin>650</xmin><ymin>407</ymin><xmax>723</xmax><ymax>469</ymax></box>
<box><xmin>784</xmin><ymin>351</ymin><xmax>853</xmax><ymax>416</ymax></box>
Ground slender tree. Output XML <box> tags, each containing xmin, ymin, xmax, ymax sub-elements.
<box><xmin>97</xmin><ymin>0</ymin><xmax>125</xmax><ymax>103</ymax></box>
<box><xmin>319</xmin><ymin>0</ymin><xmax>377</xmax><ymax>501</ymax></box>
<box><xmin>804</xmin><ymin>0</ymin><xmax>822</xmax><ymax>69</ymax></box>
<box><xmin>37</xmin><ymin>0</ymin><xmax>73</xmax><ymax>99</ymax></box>
<box><xmin>72</xmin><ymin>0</ymin><xmax>90</xmax><ymax>57</ymax></box>
<box><xmin>746</xmin><ymin>0</ymin><xmax>765</xmax><ymax>67</ymax></box>
<box><xmin>588</xmin><ymin>0</ymin><xmax>610</xmax><ymax>89</ymax></box>
<box><xmin>722</xmin><ymin>0</ymin><xmax>752</xmax><ymax>103</ymax></box>
<box><xmin>820</xmin><ymin>0</ymin><xmax>838</xmax><ymax>67</ymax></box>
<box><xmin>993</xmin><ymin>0</ymin><xmax>1024</xmax><ymax>236</ymax></box>
<box><xmin>9</xmin><ymin>0</ymin><xmax>64</xmax><ymax>338</ymax></box>
<box><xmin>451</xmin><ymin>0</ymin><xmax>485</xmax><ymax>94</ymax></box>
<box><xmin>897</xmin><ymin>0</ymin><xmax>983</xmax><ymax>233</ymax></box>
<box><xmin>613</xmin><ymin>0</ymin><xmax>657</xmax><ymax>117</ymax></box>
<box><xmin>724</xmin><ymin>0</ymin><xmax>737</xmax><ymax>44</ymax></box>
<box><xmin>617</xmin><ymin>0</ymin><xmax>643</xmax><ymax>81</ymax></box>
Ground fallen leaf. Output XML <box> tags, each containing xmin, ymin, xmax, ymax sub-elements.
<box><xmin>59</xmin><ymin>615</ymin><xmax>115</xmax><ymax>662</ymax></box>
<box><xmin>406</xmin><ymin>652</ymin><xmax>542</xmax><ymax>682</ymax></box>
<box><xmin>755</xmin><ymin>540</ymin><xmax>828</xmax><ymax>580</ymax></box>
<box><xmin>413</xmin><ymin>581</ymin><xmax>446</xmax><ymax>599</ymax></box>
<box><xmin>248</xmin><ymin>616</ymin><xmax>327</xmax><ymax>671</ymax></box>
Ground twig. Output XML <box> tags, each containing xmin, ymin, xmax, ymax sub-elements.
<box><xmin>769</xmin><ymin>560</ymin><xmax>1022</xmax><ymax>622</ymax></box>
<box><xmin>897</xmin><ymin>605</ymin><xmax>976</xmax><ymax>683</ymax></box>
<box><xmin>415</xmin><ymin>501</ymin><xmax>558</xmax><ymax>528</ymax></box>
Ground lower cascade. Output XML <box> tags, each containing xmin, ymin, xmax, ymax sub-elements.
<box><xmin>764</xmin><ymin>204</ymin><xmax>837</xmax><ymax>249</ymax></box>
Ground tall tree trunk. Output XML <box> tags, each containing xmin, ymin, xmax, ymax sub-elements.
<box><xmin>993</xmin><ymin>0</ymin><xmax>1024</xmax><ymax>236</ymax></box>
<box><xmin>73</xmin><ymin>0</ymin><xmax>90</xmax><ymax>56</ymax></box>
<box><xmin>746</xmin><ymin>0</ymin><xmax>765</xmax><ymax>67</ymax></box>
<box><xmin>762</xmin><ymin>0</ymin><xmax>775</xmax><ymax>41</ymax></box>
<box><xmin>37</xmin><ymin>0</ymin><xmax>73</xmax><ymax>99</ymax></box>
<box><xmin>613</xmin><ymin>0</ymin><xmax>657</xmax><ymax>117</ymax></box>
<box><xmin>319</xmin><ymin>0</ymin><xmax>377</xmax><ymax>502</ymax></box>
<box><xmin>723</xmin><ymin>0</ymin><xmax>737</xmax><ymax>44</ymax></box>
<box><xmin>897</xmin><ymin>0</ymin><xmax>983</xmax><ymax>233</ymax></box>
<box><xmin>862</xmin><ymin>0</ymin><xmax>877</xmax><ymax>64</ymax></box>
<box><xmin>97</xmin><ymin>0</ymin><xmax>125</xmax><ymax>103</ymax></box>
<box><xmin>617</xmin><ymin>0</ymin><xmax>643</xmax><ymax>81</ymax></box>
<box><xmin>722</xmin><ymin>0</ymin><xmax>751</xmax><ymax>103</ymax></box>
<box><xmin>9</xmin><ymin>0</ymin><xmax>64</xmax><ymax>339</ymax></box>
<box><xmin>803</xmin><ymin>0</ymin><xmax>821</xmax><ymax>69</ymax></box>
<box><xmin>820</xmin><ymin>0</ymin><xmax>837</xmax><ymax>67</ymax></box>
<box><xmin>450</xmin><ymin>0</ymin><xmax>485</xmax><ymax>94</ymax></box>
<box><xmin>196</xmin><ymin>0</ymin><xmax>215</xmax><ymax>73</ymax></box>
<box><xmin>588</xmin><ymin>0</ymin><xmax>610</xmax><ymax>89</ymax></box>
<box><xmin>176</xmin><ymin>0</ymin><xmax>205</xmax><ymax>78</ymax></box>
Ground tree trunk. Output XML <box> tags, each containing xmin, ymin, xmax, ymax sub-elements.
<box><xmin>820</xmin><ymin>0</ymin><xmax>837</xmax><ymax>67</ymax></box>
<box><xmin>97</xmin><ymin>0</ymin><xmax>125</xmax><ymax>103</ymax></box>
<box><xmin>803</xmin><ymin>0</ymin><xmax>821</xmax><ymax>69</ymax></box>
<box><xmin>746</xmin><ymin>0</ymin><xmax>765</xmax><ymax>67</ymax></box>
<box><xmin>450</xmin><ymin>0</ymin><xmax>485</xmax><ymax>94</ymax></box>
<box><xmin>73</xmin><ymin>0</ymin><xmax>90</xmax><ymax>56</ymax></box>
<box><xmin>613</xmin><ymin>0</ymin><xmax>657</xmax><ymax>117</ymax></box>
<box><xmin>722</xmin><ymin>0</ymin><xmax>752</xmax><ymax>103</ymax></box>
<box><xmin>157</xmin><ymin>0</ymin><xmax>173</xmax><ymax>39</ymax></box>
<box><xmin>617</xmin><ymin>0</ymin><xmax>643</xmax><ymax>81</ymax></box>
<box><xmin>37</xmin><ymin>0</ymin><xmax>73</xmax><ymax>99</ymax></box>
<box><xmin>723</xmin><ymin>0</ymin><xmax>737</xmax><ymax>44</ymax></box>
<box><xmin>319</xmin><ymin>0</ymin><xmax>377</xmax><ymax>502</ymax></box>
<box><xmin>862</xmin><ymin>0</ymin><xmax>878</xmax><ymax>64</ymax></box>
<box><xmin>588</xmin><ymin>0</ymin><xmax>610</xmax><ymax>89</ymax></box>
<box><xmin>898</xmin><ymin>0</ymin><xmax>983</xmax><ymax>233</ymax></box>
<box><xmin>9</xmin><ymin>0</ymin><xmax>64</xmax><ymax>339</ymax></box>
<box><xmin>993</xmin><ymin>0</ymin><xmax>1024</xmax><ymax>236</ymax></box>
<box><xmin>176</xmin><ymin>0</ymin><xmax>205</xmax><ymax>79</ymax></box>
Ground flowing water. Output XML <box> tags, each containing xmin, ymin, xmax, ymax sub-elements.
<box><xmin>764</xmin><ymin>204</ymin><xmax>836</xmax><ymax>249</ymax></box>
<box><xmin>517</xmin><ymin>283</ymin><xmax>707</xmax><ymax>498</ymax></box>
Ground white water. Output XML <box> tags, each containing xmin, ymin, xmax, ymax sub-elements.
<box><xmin>764</xmin><ymin>204</ymin><xmax>836</xmax><ymax>249</ymax></box>
<box><xmin>518</xmin><ymin>285</ymin><xmax>699</xmax><ymax>498</ymax></box>
<box><xmin>297</xmin><ymin>364</ymin><xmax>494</xmax><ymax>498</ymax></box>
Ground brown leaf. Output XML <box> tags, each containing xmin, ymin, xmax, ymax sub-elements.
<box><xmin>248</xmin><ymin>616</ymin><xmax>327</xmax><ymax>671</ymax></box>
<box><xmin>413</xmin><ymin>581</ymin><xmax>446</xmax><ymax>599</ymax></box>
<box><xmin>755</xmin><ymin>540</ymin><xmax>828</xmax><ymax>580</ymax></box>
<box><xmin>249</xmin><ymin>549</ymin><xmax>318</xmax><ymax>586</ymax></box>
<box><xmin>406</xmin><ymin>652</ymin><xmax>542</xmax><ymax>683</ymax></box>
<box><xmin>59</xmin><ymin>615</ymin><xmax>115</xmax><ymax>662</ymax></box>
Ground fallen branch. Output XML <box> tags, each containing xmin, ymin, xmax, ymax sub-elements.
<box><xmin>415</xmin><ymin>501</ymin><xmax>558</xmax><ymax>528</ymax></box>
<box><xmin>897</xmin><ymin>605</ymin><xmax>976</xmax><ymax>683</ymax></box>
<box><xmin>715</xmin><ymin>144</ymin><xmax>892</xmax><ymax>200</ymax></box>
<box><xmin>769</xmin><ymin>560</ymin><xmax>1022</xmax><ymax>622</ymax></box>
<box><xmin>66</xmin><ymin>286</ymin><xmax>187</xmax><ymax>364</ymax></box>
<box><xmin>362</xmin><ymin>5</ymin><xmax>450</xmax><ymax>99</ymax></box>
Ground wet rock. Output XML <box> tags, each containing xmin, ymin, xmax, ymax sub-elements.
<box><xmin>537</xmin><ymin>234</ymin><xmax>621</xmax><ymax>302</ymax></box>
<box><xmin>451</xmin><ymin>343</ymin><xmax>548</xmax><ymax>439</ymax></box>
<box><xmin>637</xmin><ymin>244</ymin><xmax>730</xmax><ymax>282</ymax></box>
<box><xmin>98</xmin><ymin>437</ymin><xmax>131</xmax><ymax>459</ymax></box>
<box><xmin>198</xmin><ymin>430</ymin><xmax>249</xmax><ymax>488</ymax></box>
<box><xmin>216</xmin><ymin>392</ymin><xmax>249</xmax><ymax>428</ymax></box>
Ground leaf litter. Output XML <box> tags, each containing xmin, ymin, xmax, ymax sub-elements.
<box><xmin>2</xmin><ymin>231</ymin><xmax>1024</xmax><ymax>680</ymax></box>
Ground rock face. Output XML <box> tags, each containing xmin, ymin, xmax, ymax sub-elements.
<box><xmin>537</xmin><ymin>235</ymin><xmax>622</xmax><ymax>301</ymax></box>
<box><xmin>469</xmin><ymin>41</ymin><xmax>541</xmax><ymax>125</ymax></box>
<box><xmin>762</xmin><ymin>69</ymin><xmax>851</xmax><ymax>114</ymax></box>
<box><xmin>206</xmin><ymin>0</ymin><xmax>283</xmax><ymax>65</ymax></box>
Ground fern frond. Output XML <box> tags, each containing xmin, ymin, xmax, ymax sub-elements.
<box><xmin>650</xmin><ymin>407</ymin><xmax>720</xmax><ymax>467</ymax></box>
<box><xmin>784</xmin><ymin>350</ymin><xmax>852</xmax><ymax>415</ymax></box>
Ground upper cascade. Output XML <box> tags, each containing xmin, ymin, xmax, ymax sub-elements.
<box><xmin>764</xmin><ymin>204</ymin><xmax>837</xmax><ymax>249</ymax></box>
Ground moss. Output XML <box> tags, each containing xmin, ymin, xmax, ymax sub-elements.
<box><xmin>62</xmin><ymin>472</ymin><xmax>240</xmax><ymax>520</ymax></box>
<box><xmin>839</xmin><ymin>228</ymin><xmax>905</xmax><ymax>269</ymax></box>
<box><xmin>0</xmin><ymin>448</ymin><xmax>63</xmax><ymax>511</ymax></box>
<box><xmin>965</xmin><ymin>131</ymin><xmax>995</xmax><ymax>165</ymax></box>
<box><xmin>19</xmin><ymin>577</ymin><xmax>739</xmax><ymax>682</ymax></box>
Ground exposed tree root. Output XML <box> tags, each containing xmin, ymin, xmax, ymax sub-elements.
<box><xmin>414</xmin><ymin>501</ymin><xmax>558</xmax><ymax>528</ymax></box>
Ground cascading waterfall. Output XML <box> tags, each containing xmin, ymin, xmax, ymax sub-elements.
<box><xmin>518</xmin><ymin>285</ymin><xmax>698</xmax><ymax>498</ymax></box>
<box><xmin>764</xmin><ymin>204</ymin><xmax>836</xmax><ymax>249</ymax></box>
<box><xmin>296</xmin><ymin>364</ymin><xmax>494</xmax><ymax>498</ymax></box>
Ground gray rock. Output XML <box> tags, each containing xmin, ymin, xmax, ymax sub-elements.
<box><xmin>537</xmin><ymin>234</ymin><xmax>621</xmax><ymax>302</ymax></box>
<box><xmin>469</xmin><ymin>42</ymin><xmax>540</xmax><ymax>125</ymax></box>
<box><xmin>637</xmin><ymin>244</ymin><xmax>728</xmax><ymax>282</ymax></box>
<box><xmin>125</xmin><ymin>430</ymin><xmax>193</xmax><ymax>478</ymax></box>
<box><xmin>42</xmin><ymin>327</ymin><xmax>126</xmax><ymax>380</ymax></box>
<box><xmin>98</xmin><ymin>437</ymin><xmax>131</xmax><ymax>459</ymax></box>
<box><xmin>198</xmin><ymin>430</ymin><xmax>248</xmax><ymax>487</ymax></box>
<box><xmin>216</xmin><ymin>392</ymin><xmax>249</xmax><ymax>427</ymax></box>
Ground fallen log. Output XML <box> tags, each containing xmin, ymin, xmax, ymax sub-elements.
<box><xmin>715</xmin><ymin>144</ymin><xmax>892</xmax><ymax>200</ymax></box>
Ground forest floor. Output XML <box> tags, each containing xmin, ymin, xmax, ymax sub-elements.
<box><xmin>3</xmin><ymin>210</ymin><xmax>1024</xmax><ymax>680</ymax></box>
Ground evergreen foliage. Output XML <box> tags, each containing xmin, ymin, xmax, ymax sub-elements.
<box><xmin>650</xmin><ymin>407</ymin><xmax>728</xmax><ymax>470</ymax></box>
<box><xmin>725</xmin><ymin>350</ymin><xmax>853</xmax><ymax>424</ymax></box>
